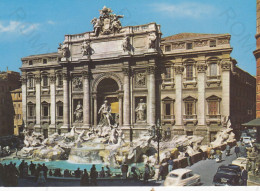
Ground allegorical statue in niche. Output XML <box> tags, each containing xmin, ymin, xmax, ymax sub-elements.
<box><xmin>98</xmin><ymin>100</ymin><xmax>112</xmax><ymax>127</ymax></box>
<box><xmin>60</xmin><ymin>43</ymin><xmax>70</xmax><ymax>58</ymax></box>
<box><xmin>74</xmin><ymin>101</ymin><xmax>83</xmax><ymax>122</ymax></box>
<box><xmin>135</xmin><ymin>99</ymin><xmax>146</xmax><ymax>121</ymax></box>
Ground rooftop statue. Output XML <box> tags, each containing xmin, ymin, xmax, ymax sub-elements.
<box><xmin>91</xmin><ymin>6</ymin><xmax>124</xmax><ymax>36</ymax></box>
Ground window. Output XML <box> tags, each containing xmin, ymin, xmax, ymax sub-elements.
<box><xmin>42</xmin><ymin>104</ymin><xmax>49</xmax><ymax>116</ymax></box>
<box><xmin>165</xmin><ymin>45</ymin><xmax>171</xmax><ymax>52</ymax></box>
<box><xmin>186</xmin><ymin>43</ymin><xmax>193</xmax><ymax>49</ymax></box>
<box><xmin>57</xmin><ymin>74</ymin><xmax>63</xmax><ymax>86</ymax></box>
<box><xmin>58</xmin><ymin>105</ymin><xmax>63</xmax><ymax>117</ymax></box>
<box><xmin>18</xmin><ymin>104</ymin><xmax>20</xmax><ymax>108</ymax></box>
<box><xmin>210</xmin><ymin>63</ymin><xmax>217</xmax><ymax>76</ymax></box>
<box><xmin>28</xmin><ymin>105</ymin><xmax>35</xmax><ymax>117</ymax></box>
<box><xmin>208</xmin><ymin>101</ymin><xmax>217</xmax><ymax>115</ymax></box>
<box><xmin>42</xmin><ymin>76</ymin><xmax>48</xmax><ymax>87</ymax></box>
<box><xmin>186</xmin><ymin>65</ymin><xmax>193</xmax><ymax>80</ymax></box>
<box><xmin>206</xmin><ymin>95</ymin><xmax>221</xmax><ymax>115</ymax></box>
<box><xmin>43</xmin><ymin>59</ymin><xmax>47</xmax><ymax>64</ymax></box>
<box><xmin>165</xmin><ymin>67</ymin><xmax>171</xmax><ymax>79</ymax></box>
<box><xmin>210</xmin><ymin>40</ymin><xmax>216</xmax><ymax>47</ymax></box>
<box><xmin>29</xmin><ymin>60</ymin><xmax>33</xmax><ymax>65</ymax></box>
<box><xmin>184</xmin><ymin>96</ymin><xmax>197</xmax><ymax>117</ymax></box>
<box><xmin>186</xmin><ymin>102</ymin><xmax>193</xmax><ymax>115</ymax></box>
<box><xmin>165</xmin><ymin>103</ymin><xmax>171</xmax><ymax>116</ymax></box>
<box><xmin>28</xmin><ymin>77</ymin><xmax>33</xmax><ymax>88</ymax></box>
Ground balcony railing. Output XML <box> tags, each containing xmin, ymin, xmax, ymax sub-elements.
<box><xmin>206</xmin><ymin>75</ymin><xmax>221</xmax><ymax>87</ymax></box>
<box><xmin>206</xmin><ymin>114</ymin><xmax>221</xmax><ymax>125</ymax></box>
<box><xmin>41</xmin><ymin>116</ymin><xmax>50</xmax><ymax>121</ymax></box>
<box><xmin>162</xmin><ymin>115</ymin><xmax>175</xmax><ymax>125</ymax></box>
<box><xmin>27</xmin><ymin>116</ymin><xmax>36</xmax><ymax>121</ymax></box>
<box><xmin>183</xmin><ymin>114</ymin><xmax>198</xmax><ymax>125</ymax></box>
<box><xmin>183</xmin><ymin>77</ymin><xmax>197</xmax><ymax>88</ymax></box>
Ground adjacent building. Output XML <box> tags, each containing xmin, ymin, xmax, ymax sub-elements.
<box><xmin>160</xmin><ymin>33</ymin><xmax>256</xmax><ymax>141</ymax></box>
<box><xmin>0</xmin><ymin>70</ymin><xmax>21</xmax><ymax>136</ymax></box>
<box><xmin>11</xmin><ymin>88</ymin><xmax>23</xmax><ymax>135</ymax></box>
<box><xmin>20</xmin><ymin>7</ymin><xmax>255</xmax><ymax>144</ymax></box>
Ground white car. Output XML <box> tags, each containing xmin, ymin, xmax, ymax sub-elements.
<box><xmin>232</xmin><ymin>157</ymin><xmax>248</xmax><ymax>169</ymax></box>
<box><xmin>164</xmin><ymin>169</ymin><xmax>200</xmax><ymax>186</ymax></box>
<box><xmin>242</xmin><ymin>137</ymin><xmax>252</xmax><ymax>144</ymax></box>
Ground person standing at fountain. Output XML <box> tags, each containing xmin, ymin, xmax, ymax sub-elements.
<box><xmin>80</xmin><ymin>169</ymin><xmax>89</xmax><ymax>186</ymax></box>
<box><xmin>75</xmin><ymin>167</ymin><xmax>81</xmax><ymax>178</ymax></box>
<box><xmin>18</xmin><ymin>160</ymin><xmax>25</xmax><ymax>178</ymax></box>
<box><xmin>29</xmin><ymin>161</ymin><xmax>36</xmax><ymax>176</ymax></box>
<box><xmin>143</xmin><ymin>163</ymin><xmax>150</xmax><ymax>183</ymax></box>
<box><xmin>105</xmin><ymin>165</ymin><xmax>111</xmax><ymax>177</ymax></box>
<box><xmin>121</xmin><ymin>162</ymin><xmax>129</xmax><ymax>179</ymax></box>
<box><xmin>99</xmin><ymin>167</ymin><xmax>105</xmax><ymax>178</ymax></box>
<box><xmin>90</xmin><ymin>165</ymin><xmax>98</xmax><ymax>186</ymax></box>
<box><xmin>42</xmin><ymin>163</ymin><xmax>48</xmax><ymax>180</ymax></box>
<box><xmin>168</xmin><ymin>157</ymin><xmax>174</xmax><ymax>172</ymax></box>
<box><xmin>98</xmin><ymin>100</ymin><xmax>112</xmax><ymax>127</ymax></box>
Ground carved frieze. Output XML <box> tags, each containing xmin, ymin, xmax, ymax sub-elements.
<box><xmin>172</xmin><ymin>43</ymin><xmax>185</xmax><ymax>49</ymax></box>
<box><xmin>194</xmin><ymin>40</ymin><xmax>208</xmax><ymax>47</ymax></box>
<box><xmin>48</xmin><ymin>57</ymin><xmax>57</xmax><ymax>62</ymax></box>
<box><xmin>33</xmin><ymin>58</ymin><xmax>42</xmax><ymax>64</ymax></box>
<box><xmin>72</xmin><ymin>76</ymin><xmax>83</xmax><ymax>90</ymax></box>
<box><xmin>135</xmin><ymin>71</ymin><xmax>146</xmax><ymax>87</ymax></box>
<box><xmin>218</xmin><ymin>38</ymin><xmax>230</xmax><ymax>45</ymax></box>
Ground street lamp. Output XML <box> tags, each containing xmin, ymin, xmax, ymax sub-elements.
<box><xmin>156</xmin><ymin>119</ymin><xmax>162</xmax><ymax>164</ymax></box>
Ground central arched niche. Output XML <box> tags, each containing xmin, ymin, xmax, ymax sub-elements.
<box><xmin>96</xmin><ymin>78</ymin><xmax>119</xmax><ymax>125</ymax></box>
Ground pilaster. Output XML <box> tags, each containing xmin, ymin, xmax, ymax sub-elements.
<box><xmin>123</xmin><ymin>67</ymin><xmax>131</xmax><ymax>128</ymax></box>
<box><xmin>34</xmin><ymin>74</ymin><xmax>41</xmax><ymax>129</ymax></box>
<box><xmin>197</xmin><ymin>62</ymin><xmax>207</xmax><ymax>126</ymax></box>
<box><xmin>174</xmin><ymin>65</ymin><xmax>184</xmax><ymax>126</ymax></box>
<box><xmin>49</xmin><ymin>74</ymin><xmax>56</xmax><ymax>131</ymax></box>
<box><xmin>82</xmin><ymin>70</ymin><xmax>90</xmax><ymax>129</ymax></box>
<box><xmin>21</xmin><ymin>75</ymin><xmax>27</xmax><ymax>129</ymax></box>
<box><xmin>221</xmin><ymin>60</ymin><xmax>231</xmax><ymax>120</ymax></box>
<box><xmin>147</xmin><ymin>64</ymin><xmax>156</xmax><ymax>126</ymax></box>
<box><xmin>61</xmin><ymin>72</ymin><xmax>69</xmax><ymax>131</ymax></box>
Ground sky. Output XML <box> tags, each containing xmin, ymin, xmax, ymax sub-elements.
<box><xmin>0</xmin><ymin>0</ymin><xmax>256</xmax><ymax>75</ymax></box>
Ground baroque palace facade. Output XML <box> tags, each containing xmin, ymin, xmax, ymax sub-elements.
<box><xmin>20</xmin><ymin>7</ymin><xmax>255</xmax><ymax>143</ymax></box>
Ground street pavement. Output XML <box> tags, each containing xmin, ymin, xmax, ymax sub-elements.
<box><xmin>186</xmin><ymin>147</ymin><xmax>237</xmax><ymax>186</ymax></box>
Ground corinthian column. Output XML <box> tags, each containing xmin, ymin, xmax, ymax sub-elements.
<box><xmin>61</xmin><ymin>72</ymin><xmax>69</xmax><ymax>132</ymax></box>
<box><xmin>147</xmin><ymin>65</ymin><xmax>156</xmax><ymax>126</ymax></box>
<box><xmin>197</xmin><ymin>63</ymin><xmax>207</xmax><ymax>126</ymax></box>
<box><xmin>123</xmin><ymin>68</ymin><xmax>130</xmax><ymax>128</ymax></box>
<box><xmin>82</xmin><ymin>71</ymin><xmax>90</xmax><ymax>129</ymax></box>
<box><xmin>34</xmin><ymin>75</ymin><xmax>41</xmax><ymax>130</ymax></box>
<box><xmin>21</xmin><ymin>76</ymin><xmax>27</xmax><ymax>129</ymax></box>
<box><xmin>49</xmin><ymin>75</ymin><xmax>56</xmax><ymax>132</ymax></box>
<box><xmin>175</xmin><ymin>66</ymin><xmax>184</xmax><ymax>126</ymax></box>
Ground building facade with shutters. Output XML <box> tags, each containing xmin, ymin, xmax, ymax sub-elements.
<box><xmin>20</xmin><ymin>7</ymin><xmax>255</xmax><ymax>143</ymax></box>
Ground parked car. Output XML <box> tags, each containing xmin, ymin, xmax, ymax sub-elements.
<box><xmin>213</xmin><ymin>165</ymin><xmax>242</xmax><ymax>186</ymax></box>
<box><xmin>242</xmin><ymin>137</ymin><xmax>252</xmax><ymax>144</ymax></box>
<box><xmin>232</xmin><ymin>157</ymin><xmax>248</xmax><ymax>170</ymax></box>
<box><xmin>164</xmin><ymin>169</ymin><xmax>200</xmax><ymax>186</ymax></box>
